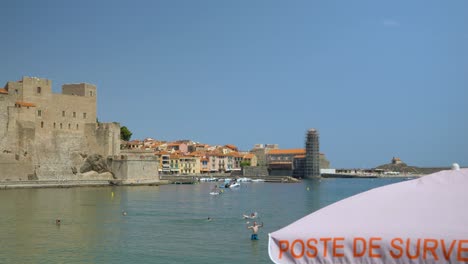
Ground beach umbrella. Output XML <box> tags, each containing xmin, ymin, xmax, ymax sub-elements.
<box><xmin>269</xmin><ymin>166</ymin><xmax>468</xmax><ymax>264</ymax></box>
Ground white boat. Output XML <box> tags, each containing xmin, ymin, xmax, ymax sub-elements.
<box><xmin>251</xmin><ymin>179</ymin><xmax>265</xmax><ymax>182</ymax></box>
<box><xmin>237</xmin><ymin>177</ymin><xmax>252</xmax><ymax>182</ymax></box>
<box><xmin>200</xmin><ymin>178</ymin><xmax>218</xmax><ymax>182</ymax></box>
<box><xmin>228</xmin><ymin>182</ymin><xmax>240</xmax><ymax>188</ymax></box>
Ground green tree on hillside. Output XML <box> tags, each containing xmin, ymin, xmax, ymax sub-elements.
<box><xmin>120</xmin><ymin>126</ymin><xmax>132</xmax><ymax>141</ymax></box>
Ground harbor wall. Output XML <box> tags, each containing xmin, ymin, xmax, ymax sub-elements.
<box><xmin>243</xmin><ymin>166</ymin><xmax>269</xmax><ymax>177</ymax></box>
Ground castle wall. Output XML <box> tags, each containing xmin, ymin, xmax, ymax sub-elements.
<box><xmin>110</xmin><ymin>154</ymin><xmax>159</xmax><ymax>184</ymax></box>
<box><xmin>34</xmin><ymin>93</ymin><xmax>96</xmax><ymax>135</ymax></box>
<box><xmin>0</xmin><ymin>154</ymin><xmax>34</xmax><ymax>181</ymax></box>
<box><xmin>62</xmin><ymin>83</ymin><xmax>96</xmax><ymax>99</ymax></box>
<box><xmin>18</xmin><ymin>77</ymin><xmax>52</xmax><ymax>103</ymax></box>
<box><xmin>0</xmin><ymin>76</ymin><xmax>120</xmax><ymax>181</ymax></box>
<box><xmin>0</xmin><ymin>94</ymin><xmax>13</xmax><ymax>140</ymax></box>
<box><xmin>84</xmin><ymin>123</ymin><xmax>121</xmax><ymax>158</ymax></box>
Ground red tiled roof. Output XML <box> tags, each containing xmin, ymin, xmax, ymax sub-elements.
<box><xmin>225</xmin><ymin>144</ymin><xmax>238</xmax><ymax>150</ymax></box>
<box><xmin>268</xmin><ymin>149</ymin><xmax>305</xmax><ymax>155</ymax></box>
<box><xmin>0</xmin><ymin>88</ymin><xmax>8</xmax><ymax>94</ymax></box>
<box><xmin>15</xmin><ymin>101</ymin><xmax>36</xmax><ymax>107</ymax></box>
<box><xmin>244</xmin><ymin>153</ymin><xmax>255</xmax><ymax>159</ymax></box>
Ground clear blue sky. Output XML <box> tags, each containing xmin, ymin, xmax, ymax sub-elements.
<box><xmin>1</xmin><ymin>0</ymin><xmax>467</xmax><ymax>168</ymax></box>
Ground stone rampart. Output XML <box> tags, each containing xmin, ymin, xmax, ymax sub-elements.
<box><xmin>109</xmin><ymin>153</ymin><xmax>160</xmax><ymax>184</ymax></box>
<box><xmin>243</xmin><ymin>166</ymin><xmax>269</xmax><ymax>177</ymax></box>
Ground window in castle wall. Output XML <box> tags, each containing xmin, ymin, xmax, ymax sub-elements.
<box><xmin>83</xmin><ymin>113</ymin><xmax>87</xmax><ymax>119</ymax></box>
<box><xmin>62</xmin><ymin>111</ymin><xmax>65</xmax><ymax>117</ymax></box>
<box><xmin>76</xmin><ymin>124</ymin><xmax>79</xmax><ymax>130</ymax></box>
<box><xmin>54</xmin><ymin>123</ymin><xmax>56</xmax><ymax>129</ymax></box>
<box><xmin>89</xmin><ymin>91</ymin><xmax>93</xmax><ymax>97</ymax></box>
<box><xmin>68</xmin><ymin>124</ymin><xmax>71</xmax><ymax>129</ymax></box>
<box><xmin>73</xmin><ymin>112</ymin><xmax>76</xmax><ymax>118</ymax></box>
<box><xmin>60</xmin><ymin>123</ymin><xmax>62</xmax><ymax>129</ymax></box>
<box><xmin>41</xmin><ymin>121</ymin><xmax>44</xmax><ymax>128</ymax></box>
<box><xmin>38</xmin><ymin>110</ymin><xmax>42</xmax><ymax>117</ymax></box>
<box><xmin>37</xmin><ymin>87</ymin><xmax>41</xmax><ymax>94</ymax></box>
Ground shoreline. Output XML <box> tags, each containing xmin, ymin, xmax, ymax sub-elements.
<box><xmin>0</xmin><ymin>179</ymin><xmax>170</xmax><ymax>190</ymax></box>
<box><xmin>0</xmin><ymin>174</ymin><xmax>422</xmax><ymax>190</ymax></box>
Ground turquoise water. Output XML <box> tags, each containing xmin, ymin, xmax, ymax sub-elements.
<box><xmin>0</xmin><ymin>178</ymin><xmax>408</xmax><ymax>263</ymax></box>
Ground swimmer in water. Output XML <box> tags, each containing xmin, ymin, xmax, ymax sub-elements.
<box><xmin>207</xmin><ymin>217</ymin><xmax>212</xmax><ymax>221</ymax></box>
<box><xmin>122</xmin><ymin>210</ymin><xmax>127</xmax><ymax>216</ymax></box>
<box><xmin>56</xmin><ymin>219</ymin><xmax>61</xmax><ymax>225</ymax></box>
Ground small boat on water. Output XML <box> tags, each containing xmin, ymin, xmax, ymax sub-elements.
<box><xmin>228</xmin><ymin>182</ymin><xmax>240</xmax><ymax>188</ymax></box>
<box><xmin>237</xmin><ymin>177</ymin><xmax>252</xmax><ymax>182</ymax></box>
<box><xmin>200</xmin><ymin>177</ymin><xmax>218</xmax><ymax>182</ymax></box>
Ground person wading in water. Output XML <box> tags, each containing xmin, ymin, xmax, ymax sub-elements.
<box><xmin>247</xmin><ymin>221</ymin><xmax>263</xmax><ymax>240</ymax></box>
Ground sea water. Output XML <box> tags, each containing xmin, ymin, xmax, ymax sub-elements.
<box><xmin>0</xmin><ymin>177</ymin><xmax>408</xmax><ymax>263</ymax></box>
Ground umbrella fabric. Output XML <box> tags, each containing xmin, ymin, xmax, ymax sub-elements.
<box><xmin>269</xmin><ymin>169</ymin><xmax>468</xmax><ymax>264</ymax></box>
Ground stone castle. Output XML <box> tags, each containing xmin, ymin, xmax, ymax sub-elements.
<box><xmin>0</xmin><ymin>76</ymin><xmax>157</xmax><ymax>183</ymax></box>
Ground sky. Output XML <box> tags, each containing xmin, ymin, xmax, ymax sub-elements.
<box><xmin>1</xmin><ymin>0</ymin><xmax>467</xmax><ymax>168</ymax></box>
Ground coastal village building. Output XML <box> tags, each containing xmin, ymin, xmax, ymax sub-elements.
<box><xmin>167</xmin><ymin>141</ymin><xmax>188</xmax><ymax>153</ymax></box>
<box><xmin>154</xmin><ymin>151</ymin><xmax>171</xmax><ymax>174</ymax></box>
<box><xmin>119</xmin><ymin>130</ymin><xmax>333</xmax><ymax>179</ymax></box>
<box><xmin>179</xmin><ymin>154</ymin><xmax>201</xmax><ymax>174</ymax></box>
<box><xmin>200</xmin><ymin>156</ymin><xmax>209</xmax><ymax>173</ymax></box>
<box><xmin>250</xmin><ymin>144</ymin><xmax>279</xmax><ymax>166</ymax></box>
<box><xmin>267</xmin><ymin>149</ymin><xmax>306</xmax><ymax>176</ymax></box>
<box><xmin>294</xmin><ymin>153</ymin><xmax>330</xmax><ymax>178</ymax></box>
<box><xmin>170</xmin><ymin>154</ymin><xmax>180</xmax><ymax>174</ymax></box>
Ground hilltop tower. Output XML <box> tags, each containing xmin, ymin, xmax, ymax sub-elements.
<box><xmin>305</xmin><ymin>129</ymin><xmax>320</xmax><ymax>178</ymax></box>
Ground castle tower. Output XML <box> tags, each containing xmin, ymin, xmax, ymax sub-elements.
<box><xmin>305</xmin><ymin>128</ymin><xmax>320</xmax><ymax>178</ymax></box>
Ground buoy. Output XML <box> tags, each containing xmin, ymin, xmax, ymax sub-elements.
<box><xmin>452</xmin><ymin>163</ymin><xmax>460</xmax><ymax>170</ymax></box>
<box><xmin>306</xmin><ymin>187</ymin><xmax>310</xmax><ymax>191</ymax></box>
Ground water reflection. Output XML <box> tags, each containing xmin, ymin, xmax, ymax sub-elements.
<box><xmin>0</xmin><ymin>179</ymin><xmax>405</xmax><ymax>264</ymax></box>
<box><xmin>303</xmin><ymin>178</ymin><xmax>322</xmax><ymax>213</ymax></box>
<box><xmin>0</xmin><ymin>187</ymin><xmax>131</xmax><ymax>263</ymax></box>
